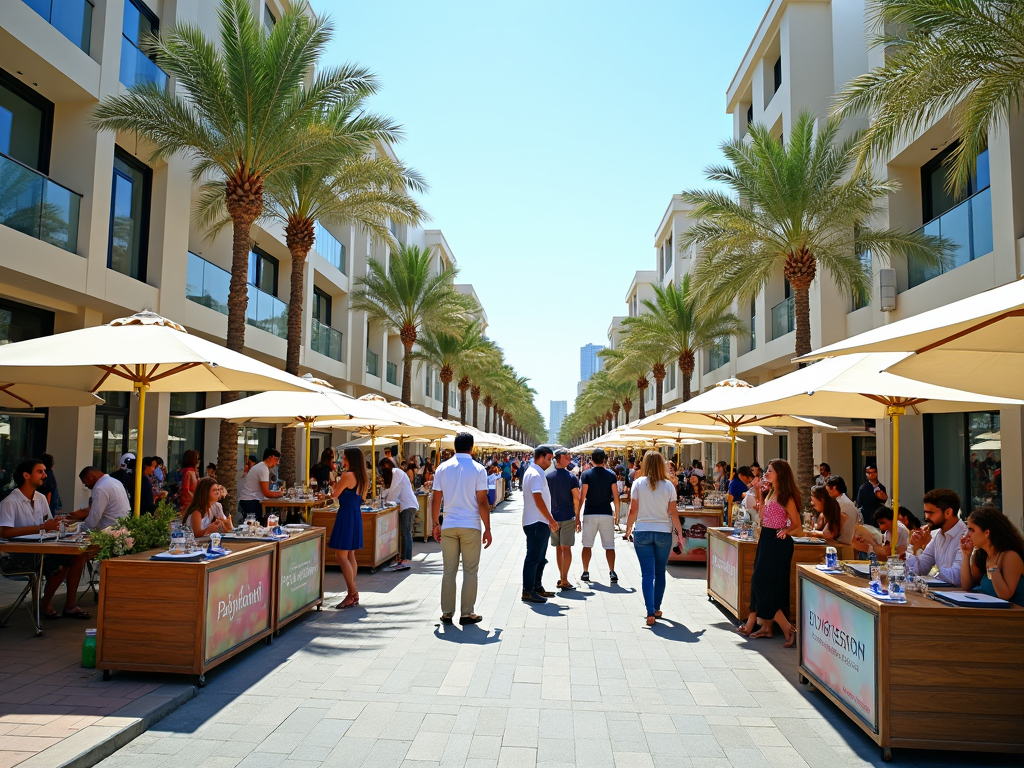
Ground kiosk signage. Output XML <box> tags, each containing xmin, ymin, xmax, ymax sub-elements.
<box><xmin>205</xmin><ymin>552</ymin><xmax>273</xmax><ymax>663</ymax></box>
<box><xmin>375</xmin><ymin>511</ymin><xmax>398</xmax><ymax>562</ymax></box>
<box><xmin>278</xmin><ymin>536</ymin><xmax>323</xmax><ymax>622</ymax></box>
<box><xmin>709</xmin><ymin>533</ymin><xmax>739</xmax><ymax>610</ymax></box>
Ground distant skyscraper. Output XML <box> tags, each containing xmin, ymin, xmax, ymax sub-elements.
<box><xmin>549</xmin><ymin>400</ymin><xmax>567</xmax><ymax>443</ymax></box>
<box><xmin>580</xmin><ymin>343</ymin><xmax>605</xmax><ymax>383</ymax></box>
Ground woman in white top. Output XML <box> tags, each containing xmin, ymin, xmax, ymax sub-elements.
<box><xmin>623</xmin><ymin>451</ymin><xmax>684</xmax><ymax>626</ymax></box>
<box><xmin>381</xmin><ymin>458</ymin><xmax>419</xmax><ymax>571</ymax></box>
<box><xmin>183</xmin><ymin>477</ymin><xmax>233</xmax><ymax>538</ymax></box>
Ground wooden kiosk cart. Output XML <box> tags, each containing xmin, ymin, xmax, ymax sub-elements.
<box><xmin>312</xmin><ymin>503</ymin><xmax>400</xmax><ymax>572</ymax></box>
<box><xmin>706</xmin><ymin>528</ymin><xmax>826</xmax><ymax>621</ymax></box>
<box><xmin>668</xmin><ymin>504</ymin><xmax>725</xmax><ymax>563</ymax></box>
<box><xmin>97</xmin><ymin>543</ymin><xmax>277</xmax><ymax>686</ymax></box>
<box><xmin>796</xmin><ymin>564</ymin><xmax>1024</xmax><ymax>761</ymax></box>
<box><xmin>412</xmin><ymin>491</ymin><xmax>432</xmax><ymax>541</ymax></box>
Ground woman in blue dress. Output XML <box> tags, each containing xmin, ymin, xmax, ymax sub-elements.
<box><xmin>959</xmin><ymin>505</ymin><xmax>1024</xmax><ymax>606</ymax></box>
<box><xmin>329</xmin><ymin>447</ymin><xmax>368</xmax><ymax>609</ymax></box>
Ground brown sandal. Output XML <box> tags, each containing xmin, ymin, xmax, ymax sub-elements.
<box><xmin>749</xmin><ymin>626</ymin><xmax>774</xmax><ymax>639</ymax></box>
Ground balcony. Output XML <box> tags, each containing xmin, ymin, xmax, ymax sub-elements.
<box><xmin>386</xmin><ymin>360</ymin><xmax>398</xmax><ymax>386</ymax></box>
<box><xmin>771</xmin><ymin>296</ymin><xmax>795</xmax><ymax>340</ymax></box>
<box><xmin>908</xmin><ymin>187</ymin><xmax>993</xmax><ymax>290</ymax></box>
<box><xmin>366</xmin><ymin>348</ymin><xmax>379</xmax><ymax>377</ymax></box>
<box><xmin>708</xmin><ymin>338</ymin><xmax>730</xmax><ymax>372</ymax></box>
<box><xmin>23</xmin><ymin>0</ymin><xmax>93</xmax><ymax>53</ymax></box>
<box><xmin>185</xmin><ymin>252</ymin><xmax>287</xmax><ymax>339</ymax></box>
<box><xmin>0</xmin><ymin>152</ymin><xmax>81</xmax><ymax>253</ymax></box>
<box><xmin>314</xmin><ymin>221</ymin><xmax>346</xmax><ymax>275</ymax></box>
<box><xmin>310</xmin><ymin>318</ymin><xmax>342</xmax><ymax>362</ymax></box>
<box><xmin>749</xmin><ymin>315</ymin><xmax>757</xmax><ymax>351</ymax></box>
<box><xmin>120</xmin><ymin>36</ymin><xmax>168</xmax><ymax>90</ymax></box>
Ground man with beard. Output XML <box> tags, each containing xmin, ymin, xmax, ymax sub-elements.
<box><xmin>907</xmin><ymin>488</ymin><xmax>967</xmax><ymax>585</ymax></box>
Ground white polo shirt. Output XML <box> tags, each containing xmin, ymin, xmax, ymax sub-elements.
<box><xmin>0</xmin><ymin>487</ymin><xmax>51</xmax><ymax>530</ymax></box>
<box><xmin>522</xmin><ymin>462</ymin><xmax>551</xmax><ymax>526</ymax></box>
<box><xmin>239</xmin><ymin>461</ymin><xmax>272</xmax><ymax>501</ymax></box>
<box><xmin>383</xmin><ymin>469</ymin><xmax>418</xmax><ymax>511</ymax></box>
<box><xmin>433</xmin><ymin>453</ymin><xmax>487</xmax><ymax>530</ymax></box>
<box><xmin>83</xmin><ymin>474</ymin><xmax>130</xmax><ymax>531</ymax></box>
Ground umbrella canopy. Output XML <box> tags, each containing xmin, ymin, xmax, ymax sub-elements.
<box><xmin>0</xmin><ymin>383</ymin><xmax>102</xmax><ymax>409</ymax></box>
<box><xmin>798</xmin><ymin>278</ymin><xmax>1024</xmax><ymax>399</ymax></box>
<box><xmin>0</xmin><ymin>311</ymin><xmax>315</xmax><ymax>515</ymax></box>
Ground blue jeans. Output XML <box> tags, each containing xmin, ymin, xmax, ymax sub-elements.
<box><xmin>523</xmin><ymin>521</ymin><xmax>550</xmax><ymax>593</ymax></box>
<box><xmin>398</xmin><ymin>507</ymin><xmax>416</xmax><ymax>561</ymax></box>
<box><xmin>633</xmin><ymin>531</ymin><xmax>672</xmax><ymax>616</ymax></box>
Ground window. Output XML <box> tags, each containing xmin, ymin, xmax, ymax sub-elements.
<box><xmin>925</xmin><ymin>411</ymin><xmax>1001</xmax><ymax>512</ymax></box>
<box><xmin>168</xmin><ymin>392</ymin><xmax>204</xmax><ymax>476</ymax></box>
<box><xmin>94</xmin><ymin>392</ymin><xmax>132</xmax><ymax>473</ymax></box>
<box><xmin>248</xmin><ymin>247</ymin><xmax>278</xmax><ymax>295</ymax></box>
<box><xmin>749</xmin><ymin>297</ymin><xmax>757</xmax><ymax>350</ymax></box>
<box><xmin>773</xmin><ymin>56</ymin><xmax>782</xmax><ymax>93</ymax></box>
<box><xmin>314</xmin><ymin>221</ymin><xmax>346</xmax><ymax>274</ymax></box>
<box><xmin>852</xmin><ymin>242</ymin><xmax>872</xmax><ymax>310</ymax></box>
<box><xmin>237</xmin><ymin>425</ymin><xmax>274</xmax><ymax>476</ymax></box>
<box><xmin>746</xmin><ymin>104</ymin><xmax>753</xmax><ymax>126</ymax></box>
<box><xmin>312</xmin><ymin>287</ymin><xmax>332</xmax><ymax>326</ymax></box>
<box><xmin>424</xmin><ymin>366</ymin><xmax>432</xmax><ymax>398</ymax></box>
<box><xmin>777</xmin><ymin>433</ymin><xmax>788</xmax><ymax>462</ymax></box>
<box><xmin>0</xmin><ymin>69</ymin><xmax>52</xmax><ymax>172</ymax></box>
<box><xmin>664</xmin><ymin>234</ymin><xmax>673</xmax><ymax>274</ymax></box>
<box><xmin>109</xmin><ymin>148</ymin><xmax>151</xmax><ymax>281</ymax></box>
<box><xmin>263</xmin><ymin>3</ymin><xmax>277</xmax><ymax>33</ymax></box>
<box><xmin>386</xmin><ymin>360</ymin><xmax>398</xmax><ymax>386</ymax></box>
<box><xmin>923</xmin><ymin>143</ymin><xmax>990</xmax><ymax>223</ymax></box>
<box><xmin>120</xmin><ymin>0</ymin><xmax>167</xmax><ymax>89</ymax></box>
<box><xmin>23</xmin><ymin>0</ymin><xmax>94</xmax><ymax>53</ymax></box>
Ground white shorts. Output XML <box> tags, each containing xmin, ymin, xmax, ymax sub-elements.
<box><xmin>582</xmin><ymin>515</ymin><xmax>615</xmax><ymax>550</ymax></box>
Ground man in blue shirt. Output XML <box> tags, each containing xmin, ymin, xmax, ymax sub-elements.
<box><xmin>546</xmin><ymin>448</ymin><xmax>581</xmax><ymax>590</ymax></box>
<box><xmin>499</xmin><ymin>456</ymin><xmax>512</xmax><ymax>499</ymax></box>
<box><xmin>728</xmin><ymin>466</ymin><xmax>753</xmax><ymax>522</ymax></box>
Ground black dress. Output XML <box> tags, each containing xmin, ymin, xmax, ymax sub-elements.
<box><xmin>749</xmin><ymin>501</ymin><xmax>794</xmax><ymax>619</ymax></box>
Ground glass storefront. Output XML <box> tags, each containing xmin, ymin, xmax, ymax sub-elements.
<box><xmin>94</xmin><ymin>392</ymin><xmax>132</xmax><ymax>473</ymax></box>
<box><xmin>925</xmin><ymin>411</ymin><xmax>1001</xmax><ymax>513</ymax></box>
<box><xmin>167</xmin><ymin>392</ymin><xmax>205</xmax><ymax>475</ymax></box>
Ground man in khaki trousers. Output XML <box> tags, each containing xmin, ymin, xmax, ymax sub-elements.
<box><xmin>431</xmin><ymin>432</ymin><xmax>492</xmax><ymax>625</ymax></box>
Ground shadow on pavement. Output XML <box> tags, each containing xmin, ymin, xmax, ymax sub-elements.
<box><xmin>588</xmin><ymin>582</ymin><xmax>637</xmax><ymax>595</ymax></box>
<box><xmin>647</xmin><ymin>617</ymin><xmax>705</xmax><ymax>643</ymax></box>
<box><xmin>523</xmin><ymin>601</ymin><xmax>568</xmax><ymax>617</ymax></box>
<box><xmin>432</xmin><ymin>624</ymin><xmax>503</xmax><ymax>644</ymax></box>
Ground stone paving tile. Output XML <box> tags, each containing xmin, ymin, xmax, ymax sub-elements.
<box><xmin>85</xmin><ymin>492</ymin><xmax>1023</xmax><ymax>768</ymax></box>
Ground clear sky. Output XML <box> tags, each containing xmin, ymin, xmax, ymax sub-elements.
<box><xmin>312</xmin><ymin>0</ymin><xmax>768</xmax><ymax>431</ymax></box>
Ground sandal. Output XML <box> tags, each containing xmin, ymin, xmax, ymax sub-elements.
<box><xmin>749</xmin><ymin>626</ymin><xmax>774</xmax><ymax>639</ymax></box>
<box><xmin>62</xmin><ymin>608</ymin><xmax>92</xmax><ymax>620</ymax></box>
<box><xmin>335</xmin><ymin>594</ymin><xmax>359</xmax><ymax>609</ymax></box>
<box><xmin>42</xmin><ymin>607</ymin><xmax>61</xmax><ymax>621</ymax></box>
<box><xmin>783</xmin><ymin>628</ymin><xmax>798</xmax><ymax>648</ymax></box>
<box><xmin>736</xmin><ymin>623</ymin><xmax>754</xmax><ymax>636</ymax></box>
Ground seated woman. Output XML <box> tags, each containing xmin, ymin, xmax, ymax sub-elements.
<box><xmin>183</xmin><ymin>477</ymin><xmax>233</xmax><ymax>538</ymax></box>
<box><xmin>959</xmin><ymin>506</ymin><xmax>1024</xmax><ymax>606</ymax></box>
<box><xmin>898</xmin><ymin>506</ymin><xmax>922</xmax><ymax>535</ymax></box>
<box><xmin>681</xmin><ymin>473</ymin><xmax>704</xmax><ymax>506</ymax></box>
<box><xmin>807</xmin><ymin>486</ymin><xmax>854</xmax><ymax>546</ymax></box>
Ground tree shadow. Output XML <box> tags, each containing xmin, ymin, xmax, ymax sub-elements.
<box><xmin>432</xmin><ymin>624</ymin><xmax>503</xmax><ymax>645</ymax></box>
<box><xmin>647</xmin><ymin>617</ymin><xmax>706</xmax><ymax>643</ymax></box>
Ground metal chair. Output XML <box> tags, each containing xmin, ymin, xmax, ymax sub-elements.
<box><xmin>0</xmin><ymin>554</ymin><xmax>39</xmax><ymax>629</ymax></box>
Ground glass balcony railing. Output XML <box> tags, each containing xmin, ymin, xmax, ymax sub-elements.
<box><xmin>771</xmin><ymin>295</ymin><xmax>795</xmax><ymax>340</ymax></box>
<box><xmin>23</xmin><ymin>0</ymin><xmax>93</xmax><ymax>53</ymax></box>
<box><xmin>366</xmin><ymin>349</ymin><xmax>379</xmax><ymax>377</ymax></box>
<box><xmin>908</xmin><ymin>187</ymin><xmax>993</xmax><ymax>290</ymax></box>
<box><xmin>313</xmin><ymin>221</ymin><xmax>346</xmax><ymax>275</ymax></box>
<box><xmin>311</xmin><ymin>318</ymin><xmax>343</xmax><ymax>362</ymax></box>
<box><xmin>386</xmin><ymin>360</ymin><xmax>398</xmax><ymax>385</ymax></box>
<box><xmin>708</xmin><ymin>338</ymin><xmax>730</xmax><ymax>372</ymax></box>
<box><xmin>0</xmin><ymin>152</ymin><xmax>81</xmax><ymax>252</ymax></box>
<box><xmin>185</xmin><ymin>252</ymin><xmax>287</xmax><ymax>339</ymax></box>
<box><xmin>120</xmin><ymin>36</ymin><xmax>168</xmax><ymax>90</ymax></box>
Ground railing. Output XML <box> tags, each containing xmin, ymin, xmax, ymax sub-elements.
<box><xmin>0</xmin><ymin>152</ymin><xmax>81</xmax><ymax>253</ymax></box>
<box><xmin>908</xmin><ymin>187</ymin><xmax>993</xmax><ymax>289</ymax></box>
<box><xmin>120</xmin><ymin>36</ymin><xmax>168</xmax><ymax>90</ymax></box>
<box><xmin>185</xmin><ymin>252</ymin><xmax>287</xmax><ymax>339</ymax></box>
<box><xmin>771</xmin><ymin>295</ymin><xmax>795</xmax><ymax>339</ymax></box>
<box><xmin>386</xmin><ymin>360</ymin><xmax>398</xmax><ymax>385</ymax></box>
<box><xmin>314</xmin><ymin>221</ymin><xmax>346</xmax><ymax>275</ymax></box>
<box><xmin>366</xmin><ymin>348</ymin><xmax>379</xmax><ymax>377</ymax></box>
<box><xmin>310</xmin><ymin>318</ymin><xmax>342</xmax><ymax>362</ymax></box>
<box><xmin>23</xmin><ymin>0</ymin><xmax>93</xmax><ymax>53</ymax></box>
<box><xmin>708</xmin><ymin>338</ymin><xmax>730</xmax><ymax>371</ymax></box>
<box><xmin>749</xmin><ymin>315</ymin><xmax>757</xmax><ymax>351</ymax></box>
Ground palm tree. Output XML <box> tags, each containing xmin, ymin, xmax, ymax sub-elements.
<box><xmin>619</xmin><ymin>275</ymin><xmax>746</xmax><ymax>402</ymax></box>
<box><xmin>682</xmin><ymin>112</ymin><xmax>948</xmax><ymax>504</ymax></box>
<box><xmin>834</xmin><ymin>0</ymin><xmax>1024</xmax><ymax>194</ymax></box>
<box><xmin>453</xmin><ymin>332</ymin><xmax>501</xmax><ymax>426</ymax></box>
<box><xmin>600</xmin><ymin>346</ymin><xmax>650</xmax><ymax>421</ymax></box>
<box><xmin>93</xmin><ymin>0</ymin><xmax>370</xmax><ymax>503</ymax></box>
<box><xmin>412</xmin><ymin>328</ymin><xmax>462</xmax><ymax>421</ymax></box>
<box><xmin>614</xmin><ymin>329</ymin><xmax>672</xmax><ymax>413</ymax></box>
<box><xmin>351</xmin><ymin>244</ymin><xmax>477</xmax><ymax>405</ymax></box>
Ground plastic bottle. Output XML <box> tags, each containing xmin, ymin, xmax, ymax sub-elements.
<box><xmin>868</xmin><ymin>551</ymin><xmax>880</xmax><ymax>588</ymax></box>
<box><xmin>888</xmin><ymin>558</ymin><xmax>906</xmax><ymax>603</ymax></box>
<box><xmin>82</xmin><ymin>628</ymin><xmax>97</xmax><ymax>668</ymax></box>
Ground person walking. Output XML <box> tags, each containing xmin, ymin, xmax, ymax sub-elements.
<box><xmin>381</xmin><ymin>457</ymin><xmax>417</xmax><ymax>572</ymax></box>
<box><xmin>579</xmin><ymin>448</ymin><xmax>619</xmax><ymax>583</ymax></box>
<box><xmin>431</xmin><ymin>432</ymin><xmax>492</xmax><ymax>625</ymax></box>
<box><xmin>329</xmin><ymin>448</ymin><xmax>368</xmax><ymax>609</ymax></box>
<box><xmin>738</xmin><ymin>459</ymin><xmax>802</xmax><ymax>646</ymax></box>
<box><xmin>521</xmin><ymin>446</ymin><xmax>559</xmax><ymax>604</ymax></box>
<box><xmin>547</xmin><ymin>448</ymin><xmax>581</xmax><ymax>590</ymax></box>
<box><xmin>623</xmin><ymin>451</ymin><xmax>683</xmax><ymax>626</ymax></box>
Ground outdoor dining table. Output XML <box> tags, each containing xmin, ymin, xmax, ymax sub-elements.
<box><xmin>260</xmin><ymin>497</ymin><xmax>324</xmax><ymax>524</ymax></box>
<box><xmin>0</xmin><ymin>538</ymin><xmax>100</xmax><ymax>636</ymax></box>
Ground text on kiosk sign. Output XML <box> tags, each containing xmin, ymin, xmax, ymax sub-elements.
<box><xmin>217</xmin><ymin>582</ymin><xmax>264</xmax><ymax>623</ymax></box>
<box><xmin>808</xmin><ymin>610</ymin><xmax>867</xmax><ymax>664</ymax></box>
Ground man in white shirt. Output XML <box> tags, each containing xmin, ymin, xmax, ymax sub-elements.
<box><xmin>908</xmin><ymin>488</ymin><xmax>967</xmax><ymax>585</ymax></box>
<box><xmin>238</xmin><ymin>448</ymin><xmax>283</xmax><ymax>523</ymax></box>
<box><xmin>431</xmin><ymin>432</ymin><xmax>491</xmax><ymax>625</ymax></box>
<box><xmin>855</xmin><ymin>507</ymin><xmax>909</xmax><ymax>558</ymax></box>
<box><xmin>71</xmin><ymin>467</ymin><xmax>131</xmax><ymax>531</ymax></box>
<box><xmin>826</xmin><ymin>476</ymin><xmax>863</xmax><ymax>524</ymax></box>
<box><xmin>1</xmin><ymin>459</ymin><xmax>90</xmax><ymax>619</ymax></box>
<box><xmin>521</xmin><ymin>446</ymin><xmax>558</xmax><ymax>604</ymax></box>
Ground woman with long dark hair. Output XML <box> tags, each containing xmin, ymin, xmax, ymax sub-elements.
<box><xmin>183</xmin><ymin>477</ymin><xmax>233</xmax><ymax>537</ymax></box>
<box><xmin>738</xmin><ymin>459</ymin><xmax>802</xmax><ymax>646</ymax></box>
<box><xmin>960</xmin><ymin>506</ymin><xmax>1024</xmax><ymax>606</ymax></box>
<box><xmin>309</xmin><ymin>447</ymin><xmax>335</xmax><ymax>492</ymax></box>
<box><xmin>808</xmin><ymin>485</ymin><xmax>854</xmax><ymax>546</ymax></box>
<box><xmin>329</xmin><ymin>448</ymin><xmax>368</xmax><ymax>609</ymax></box>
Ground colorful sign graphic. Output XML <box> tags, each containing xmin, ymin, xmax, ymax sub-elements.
<box><xmin>375</xmin><ymin>510</ymin><xmax>398</xmax><ymax>562</ymax></box>
<box><xmin>278</xmin><ymin>537</ymin><xmax>322</xmax><ymax>621</ymax></box>
<box><xmin>800</xmin><ymin>576</ymin><xmax>878</xmax><ymax>731</ymax></box>
<box><xmin>709</xmin><ymin>534</ymin><xmax>739</xmax><ymax>610</ymax></box>
<box><xmin>205</xmin><ymin>553</ymin><xmax>272</xmax><ymax>663</ymax></box>
<box><xmin>674</xmin><ymin>511</ymin><xmax>719</xmax><ymax>560</ymax></box>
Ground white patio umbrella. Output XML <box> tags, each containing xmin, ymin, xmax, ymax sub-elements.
<box><xmin>711</xmin><ymin>353</ymin><xmax>1022</xmax><ymax>555</ymax></box>
<box><xmin>0</xmin><ymin>311</ymin><xmax>315</xmax><ymax>515</ymax></box>
<box><xmin>0</xmin><ymin>383</ymin><xmax>103</xmax><ymax>409</ymax></box>
<box><xmin>798</xmin><ymin>277</ymin><xmax>1024</xmax><ymax>399</ymax></box>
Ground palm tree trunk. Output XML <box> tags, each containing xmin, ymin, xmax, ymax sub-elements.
<box><xmin>471</xmin><ymin>386</ymin><xmax>480</xmax><ymax>428</ymax></box>
<box><xmin>458</xmin><ymin>379</ymin><xmax>470</xmax><ymax>424</ymax></box>
<box><xmin>680</xmin><ymin>351</ymin><xmax>695</xmax><ymax>402</ymax></box>
<box><xmin>441</xmin><ymin>381</ymin><xmax>450</xmax><ymax>420</ymax></box>
<box><xmin>484</xmin><ymin>402</ymin><xmax>492</xmax><ymax>433</ymax></box>
<box><xmin>794</xmin><ymin>285</ymin><xmax>814</xmax><ymax>512</ymax></box>
<box><xmin>400</xmin><ymin>326</ymin><xmax>416</xmax><ymax>405</ymax></box>
<box><xmin>637</xmin><ymin>382</ymin><xmax>648</xmax><ymax>420</ymax></box>
<box><xmin>280</xmin><ymin>241</ymin><xmax>310</xmax><ymax>488</ymax></box>
<box><xmin>653</xmin><ymin>364</ymin><xmax>666</xmax><ymax>413</ymax></box>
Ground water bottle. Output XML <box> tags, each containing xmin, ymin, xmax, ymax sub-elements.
<box><xmin>887</xmin><ymin>558</ymin><xmax>906</xmax><ymax>603</ymax></box>
<box><xmin>868</xmin><ymin>551</ymin><xmax>880</xmax><ymax>588</ymax></box>
<box><xmin>59</xmin><ymin>518</ymin><xmax>66</xmax><ymax>540</ymax></box>
<box><xmin>825</xmin><ymin>546</ymin><xmax>838</xmax><ymax>569</ymax></box>
<box><xmin>82</xmin><ymin>629</ymin><xmax>97</xmax><ymax>668</ymax></box>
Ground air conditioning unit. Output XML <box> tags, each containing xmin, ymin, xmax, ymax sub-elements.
<box><xmin>878</xmin><ymin>268</ymin><xmax>897</xmax><ymax>312</ymax></box>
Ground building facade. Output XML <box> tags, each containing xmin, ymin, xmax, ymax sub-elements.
<box><xmin>548</xmin><ymin>400</ymin><xmax>567</xmax><ymax>444</ymax></box>
<box><xmin>0</xmin><ymin>0</ymin><xmax>489</xmax><ymax>508</ymax></box>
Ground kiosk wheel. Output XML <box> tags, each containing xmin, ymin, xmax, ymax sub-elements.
<box><xmin>102</xmin><ymin>670</ymin><xmax>111</xmax><ymax>681</ymax></box>
<box><xmin>881</xmin><ymin>747</ymin><xmax>892</xmax><ymax>762</ymax></box>
<box><xmin>197</xmin><ymin>674</ymin><xmax>206</xmax><ymax>688</ymax></box>
<box><xmin>798</xmin><ymin>673</ymin><xmax>808</xmax><ymax>685</ymax></box>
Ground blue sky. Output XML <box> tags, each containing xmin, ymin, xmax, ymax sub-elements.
<box><xmin>312</xmin><ymin>0</ymin><xmax>768</xmax><ymax>430</ymax></box>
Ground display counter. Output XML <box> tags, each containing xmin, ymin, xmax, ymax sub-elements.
<box><xmin>795</xmin><ymin>564</ymin><xmax>1024</xmax><ymax>761</ymax></box>
<box><xmin>669</xmin><ymin>505</ymin><xmax>725</xmax><ymax>563</ymax></box>
<box><xmin>312</xmin><ymin>503</ymin><xmax>400</xmax><ymax>572</ymax></box>
<box><xmin>97</xmin><ymin>542</ymin><xmax>277</xmax><ymax>685</ymax></box>
<box><xmin>706</xmin><ymin>528</ymin><xmax>826</xmax><ymax>621</ymax></box>
<box><xmin>412</xmin><ymin>491</ymin><xmax>432</xmax><ymax>541</ymax></box>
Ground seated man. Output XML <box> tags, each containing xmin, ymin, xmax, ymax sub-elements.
<box><xmin>825</xmin><ymin>475</ymin><xmax>863</xmax><ymax>524</ymax></box>
<box><xmin>728</xmin><ymin>466</ymin><xmax>753</xmax><ymax>511</ymax></box>
<box><xmin>70</xmin><ymin>466</ymin><xmax>131</xmax><ymax>530</ymax></box>
<box><xmin>0</xmin><ymin>459</ymin><xmax>91</xmax><ymax>619</ymax></box>
<box><xmin>854</xmin><ymin>507</ymin><xmax>909</xmax><ymax>558</ymax></box>
<box><xmin>907</xmin><ymin>488</ymin><xmax>966</xmax><ymax>584</ymax></box>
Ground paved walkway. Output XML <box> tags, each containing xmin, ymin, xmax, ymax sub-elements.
<box><xmin>85</xmin><ymin>492</ymin><xmax>1013</xmax><ymax>768</ymax></box>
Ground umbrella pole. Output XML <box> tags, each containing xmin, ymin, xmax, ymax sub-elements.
<box><xmin>728</xmin><ymin>426</ymin><xmax>737</xmax><ymax>526</ymax></box>
<box><xmin>132</xmin><ymin>382</ymin><xmax>148</xmax><ymax>517</ymax></box>
<box><xmin>888</xmin><ymin>406</ymin><xmax>905</xmax><ymax>558</ymax></box>
<box><xmin>371</xmin><ymin>430</ymin><xmax>377</xmax><ymax>499</ymax></box>
<box><xmin>305</xmin><ymin>421</ymin><xmax>312</xmax><ymax>487</ymax></box>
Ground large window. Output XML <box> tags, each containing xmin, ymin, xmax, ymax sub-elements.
<box><xmin>852</xmin><ymin>436</ymin><xmax>877</xmax><ymax>493</ymax></box>
<box><xmin>773</xmin><ymin>56</ymin><xmax>782</xmax><ymax>93</ymax></box>
<box><xmin>167</xmin><ymin>392</ymin><xmax>205</xmax><ymax>477</ymax></box>
<box><xmin>310</xmin><ymin>287</ymin><xmax>342</xmax><ymax>361</ymax></box>
<box><xmin>925</xmin><ymin>411</ymin><xmax>1001</xmax><ymax>512</ymax></box>
<box><xmin>0</xmin><ymin>70</ymin><xmax>51</xmax><ymax>172</ymax></box>
<box><xmin>312</xmin><ymin>287</ymin><xmax>331</xmax><ymax>326</ymax></box>
<box><xmin>23</xmin><ymin>0</ymin><xmax>93</xmax><ymax>53</ymax></box>
<box><xmin>120</xmin><ymin>0</ymin><xmax>167</xmax><ymax>89</ymax></box>
<box><xmin>248</xmin><ymin>247</ymin><xmax>278</xmax><ymax>296</ymax></box>
<box><xmin>94</xmin><ymin>392</ymin><xmax>132</xmax><ymax>473</ymax></box>
<box><xmin>109</xmin><ymin>148</ymin><xmax>151</xmax><ymax>280</ymax></box>
<box><xmin>263</xmin><ymin>3</ymin><xmax>277</xmax><ymax>34</ymax></box>
<box><xmin>314</xmin><ymin>221</ymin><xmax>346</xmax><ymax>274</ymax></box>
